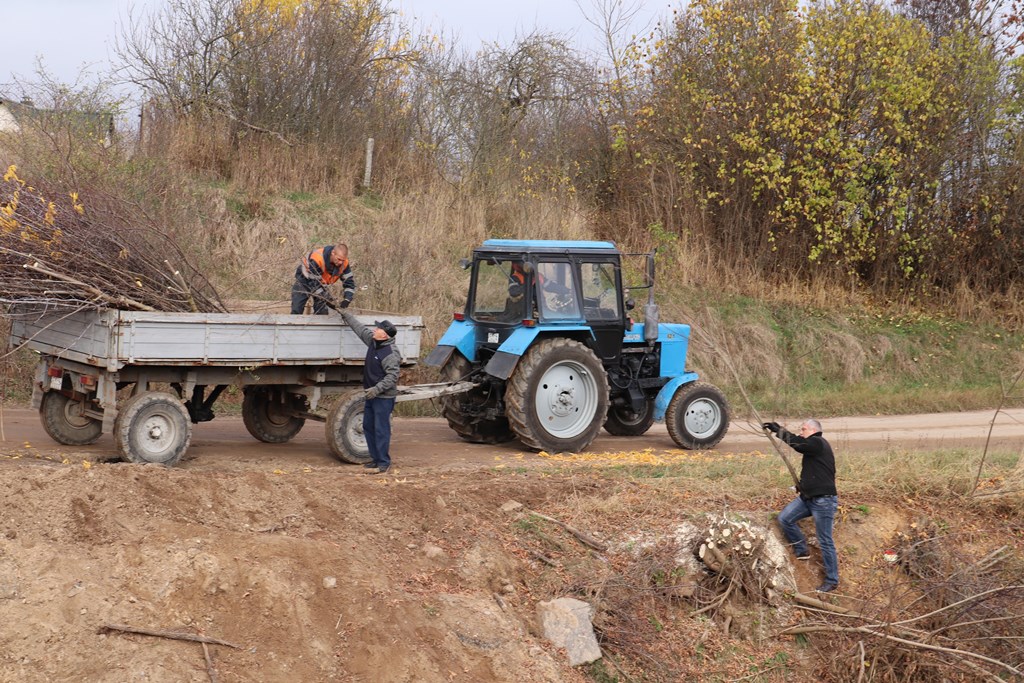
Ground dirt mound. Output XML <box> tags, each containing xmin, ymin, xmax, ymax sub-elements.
<box><xmin>0</xmin><ymin>461</ymin><xmax>588</xmax><ymax>682</ymax></box>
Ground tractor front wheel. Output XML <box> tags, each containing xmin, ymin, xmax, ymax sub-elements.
<box><xmin>505</xmin><ymin>338</ymin><xmax>609</xmax><ymax>453</ymax></box>
<box><xmin>666</xmin><ymin>382</ymin><xmax>729</xmax><ymax>449</ymax></box>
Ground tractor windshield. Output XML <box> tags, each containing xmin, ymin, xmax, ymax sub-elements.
<box><xmin>470</xmin><ymin>258</ymin><xmax>527</xmax><ymax>323</ymax></box>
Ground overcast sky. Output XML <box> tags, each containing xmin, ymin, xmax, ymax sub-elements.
<box><xmin>2</xmin><ymin>0</ymin><xmax>665</xmax><ymax>101</ymax></box>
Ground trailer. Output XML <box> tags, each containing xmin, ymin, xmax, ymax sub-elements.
<box><xmin>8</xmin><ymin>307</ymin><xmax>447</xmax><ymax>466</ymax></box>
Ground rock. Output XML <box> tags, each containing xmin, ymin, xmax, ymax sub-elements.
<box><xmin>422</xmin><ymin>544</ymin><xmax>445</xmax><ymax>560</ymax></box>
<box><xmin>500</xmin><ymin>500</ymin><xmax>524</xmax><ymax>513</ymax></box>
<box><xmin>322</xmin><ymin>576</ymin><xmax>337</xmax><ymax>589</ymax></box>
<box><xmin>537</xmin><ymin>597</ymin><xmax>602</xmax><ymax>666</ymax></box>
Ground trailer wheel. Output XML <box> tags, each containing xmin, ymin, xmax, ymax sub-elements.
<box><xmin>114</xmin><ymin>392</ymin><xmax>192</xmax><ymax>466</ymax></box>
<box><xmin>506</xmin><ymin>338</ymin><xmax>609</xmax><ymax>453</ymax></box>
<box><xmin>440</xmin><ymin>353</ymin><xmax>515</xmax><ymax>444</ymax></box>
<box><xmin>325</xmin><ymin>392</ymin><xmax>372</xmax><ymax>464</ymax></box>
<box><xmin>242</xmin><ymin>387</ymin><xmax>306</xmax><ymax>443</ymax></box>
<box><xmin>40</xmin><ymin>392</ymin><xmax>102</xmax><ymax>446</ymax></box>
<box><xmin>666</xmin><ymin>382</ymin><xmax>729</xmax><ymax>450</ymax></box>
<box><xmin>604</xmin><ymin>399</ymin><xmax>655</xmax><ymax>436</ymax></box>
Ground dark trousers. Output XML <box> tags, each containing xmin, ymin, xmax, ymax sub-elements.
<box><xmin>363</xmin><ymin>397</ymin><xmax>395</xmax><ymax>469</ymax></box>
<box><xmin>291</xmin><ymin>275</ymin><xmax>330</xmax><ymax>315</ymax></box>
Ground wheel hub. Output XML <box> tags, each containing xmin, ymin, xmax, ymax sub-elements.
<box><xmin>550</xmin><ymin>387</ymin><xmax>576</xmax><ymax>417</ymax></box>
<box><xmin>684</xmin><ymin>398</ymin><xmax>721</xmax><ymax>438</ymax></box>
<box><xmin>140</xmin><ymin>414</ymin><xmax>176</xmax><ymax>455</ymax></box>
<box><xmin>533</xmin><ymin>360</ymin><xmax>599</xmax><ymax>439</ymax></box>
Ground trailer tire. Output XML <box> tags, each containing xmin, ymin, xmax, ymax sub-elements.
<box><xmin>604</xmin><ymin>399</ymin><xmax>656</xmax><ymax>436</ymax></box>
<box><xmin>40</xmin><ymin>392</ymin><xmax>102</xmax><ymax>446</ymax></box>
<box><xmin>114</xmin><ymin>391</ymin><xmax>192</xmax><ymax>466</ymax></box>
<box><xmin>666</xmin><ymin>381</ymin><xmax>729</xmax><ymax>450</ymax></box>
<box><xmin>506</xmin><ymin>338</ymin><xmax>609</xmax><ymax>453</ymax></box>
<box><xmin>440</xmin><ymin>353</ymin><xmax>515</xmax><ymax>444</ymax></box>
<box><xmin>242</xmin><ymin>387</ymin><xmax>306</xmax><ymax>443</ymax></box>
<box><xmin>325</xmin><ymin>392</ymin><xmax>372</xmax><ymax>464</ymax></box>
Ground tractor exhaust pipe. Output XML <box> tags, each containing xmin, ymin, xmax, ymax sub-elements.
<box><xmin>644</xmin><ymin>250</ymin><xmax>659</xmax><ymax>343</ymax></box>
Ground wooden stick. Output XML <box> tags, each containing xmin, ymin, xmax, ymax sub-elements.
<box><xmin>99</xmin><ymin>623</ymin><xmax>243</xmax><ymax>649</ymax></box>
<box><xmin>165</xmin><ymin>260</ymin><xmax>198</xmax><ymax>313</ymax></box>
<box><xmin>525</xmin><ymin>509</ymin><xmax>607</xmax><ymax>551</ymax></box>
<box><xmin>25</xmin><ymin>262</ymin><xmax>157</xmax><ymax>312</ymax></box>
<box><xmin>525</xmin><ymin>547</ymin><xmax>559</xmax><ymax>567</ymax></box>
<box><xmin>201</xmin><ymin>642</ymin><xmax>219</xmax><ymax>683</ymax></box>
<box><xmin>691</xmin><ymin>318</ymin><xmax>800</xmax><ymax>487</ymax></box>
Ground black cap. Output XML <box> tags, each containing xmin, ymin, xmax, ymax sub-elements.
<box><xmin>375</xmin><ymin>320</ymin><xmax>397</xmax><ymax>338</ymax></box>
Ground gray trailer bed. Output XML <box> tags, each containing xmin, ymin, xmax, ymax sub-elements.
<box><xmin>9</xmin><ymin>307</ymin><xmax>431</xmax><ymax>467</ymax></box>
<box><xmin>11</xmin><ymin>308</ymin><xmax>422</xmax><ymax>371</ymax></box>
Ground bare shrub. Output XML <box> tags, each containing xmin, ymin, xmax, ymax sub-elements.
<box><xmin>788</xmin><ymin>521</ymin><xmax>1024</xmax><ymax>682</ymax></box>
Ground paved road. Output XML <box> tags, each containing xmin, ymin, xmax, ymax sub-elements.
<box><xmin>2</xmin><ymin>407</ymin><xmax>1022</xmax><ymax>472</ymax></box>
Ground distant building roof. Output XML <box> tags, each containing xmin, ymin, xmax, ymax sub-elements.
<box><xmin>0</xmin><ymin>97</ymin><xmax>114</xmax><ymax>146</ymax></box>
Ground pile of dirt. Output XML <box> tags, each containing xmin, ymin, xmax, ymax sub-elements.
<box><xmin>0</xmin><ymin>459</ymin><xmax>599</xmax><ymax>682</ymax></box>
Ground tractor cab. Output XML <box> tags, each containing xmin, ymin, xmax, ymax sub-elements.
<box><xmin>465</xmin><ymin>240</ymin><xmax>628</xmax><ymax>361</ymax></box>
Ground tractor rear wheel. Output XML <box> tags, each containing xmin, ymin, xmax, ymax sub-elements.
<box><xmin>666</xmin><ymin>382</ymin><xmax>729</xmax><ymax>449</ymax></box>
<box><xmin>505</xmin><ymin>338</ymin><xmax>609</xmax><ymax>453</ymax></box>
<box><xmin>604</xmin><ymin>399</ymin><xmax>655</xmax><ymax>436</ymax></box>
<box><xmin>440</xmin><ymin>353</ymin><xmax>515</xmax><ymax>444</ymax></box>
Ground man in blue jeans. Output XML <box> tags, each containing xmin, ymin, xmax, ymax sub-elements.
<box><xmin>762</xmin><ymin>418</ymin><xmax>839</xmax><ymax>593</ymax></box>
<box><xmin>339</xmin><ymin>311</ymin><xmax>400</xmax><ymax>474</ymax></box>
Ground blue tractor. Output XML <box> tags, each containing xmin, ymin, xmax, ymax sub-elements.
<box><xmin>424</xmin><ymin>239</ymin><xmax>730</xmax><ymax>453</ymax></box>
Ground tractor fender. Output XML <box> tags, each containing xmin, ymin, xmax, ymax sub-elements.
<box><xmin>653</xmin><ymin>372</ymin><xmax>701</xmax><ymax>422</ymax></box>
<box><xmin>484</xmin><ymin>325</ymin><xmax>595</xmax><ymax>380</ymax></box>
<box><xmin>424</xmin><ymin>320</ymin><xmax>477</xmax><ymax>366</ymax></box>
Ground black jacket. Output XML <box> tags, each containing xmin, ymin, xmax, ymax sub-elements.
<box><xmin>339</xmin><ymin>311</ymin><xmax>400</xmax><ymax>397</ymax></box>
<box><xmin>777</xmin><ymin>428</ymin><xmax>837</xmax><ymax>499</ymax></box>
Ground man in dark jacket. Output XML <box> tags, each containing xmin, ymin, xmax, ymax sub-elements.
<box><xmin>340</xmin><ymin>311</ymin><xmax>400</xmax><ymax>474</ymax></box>
<box><xmin>291</xmin><ymin>244</ymin><xmax>356</xmax><ymax>314</ymax></box>
<box><xmin>762</xmin><ymin>418</ymin><xmax>840</xmax><ymax>593</ymax></box>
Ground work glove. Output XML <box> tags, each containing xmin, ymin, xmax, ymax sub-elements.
<box><xmin>340</xmin><ymin>299</ymin><xmax>351</xmax><ymax>309</ymax></box>
<box><xmin>762</xmin><ymin>421</ymin><xmax>780</xmax><ymax>434</ymax></box>
<box><xmin>365</xmin><ymin>386</ymin><xmax>380</xmax><ymax>400</ymax></box>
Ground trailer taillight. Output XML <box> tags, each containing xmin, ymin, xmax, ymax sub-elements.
<box><xmin>453</xmin><ymin>312</ymin><xmax>465</xmax><ymax>321</ymax></box>
<box><xmin>80</xmin><ymin>375</ymin><xmax>97</xmax><ymax>387</ymax></box>
<box><xmin>521</xmin><ymin>319</ymin><xmax>536</xmax><ymax>327</ymax></box>
<box><xmin>47</xmin><ymin>366</ymin><xmax>63</xmax><ymax>378</ymax></box>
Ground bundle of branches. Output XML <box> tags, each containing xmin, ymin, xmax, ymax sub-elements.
<box><xmin>0</xmin><ymin>165</ymin><xmax>225</xmax><ymax>317</ymax></box>
<box><xmin>692</xmin><ymin>514</ymin><xmax>788</xmax><ymax>617</ymax></box>
<box><xmin>783</xmin><ymin>522</ymin><xmax>1024</xmax><ymax>681</ymax></box>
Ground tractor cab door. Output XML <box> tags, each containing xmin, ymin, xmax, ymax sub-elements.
<box><xmin>535</xmin><ymin>259</ymin><xmax>624</xmax><ymax>362</ymax></box>
<box><xmin>578</xmin><ymin>260</ymin><xmax>625</xmax><ymax>362</ymax></box>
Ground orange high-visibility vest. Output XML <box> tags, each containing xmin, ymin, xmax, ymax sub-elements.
<box><xmin>303</xmin><ymin>248</ymin><xmax>348</xmax><ymax>285</ymax></box>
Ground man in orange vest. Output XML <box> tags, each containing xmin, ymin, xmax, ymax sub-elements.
<box><xmin>291</xmin><ymin>243</ymin><xmax>356</xmax><ymax>314</ymax></box>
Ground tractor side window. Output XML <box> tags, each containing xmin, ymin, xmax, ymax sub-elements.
<box><xmin>581</xmin><ymin>262</ymin><xmax>620</xmax><ymax>321</ymax></box>
<box><xmin>536</xmin><ymin>262</ymin><xmax>580</xmax><ymax>320</ymax></box>
<box><xmin>472</xmin><ymin>260</ymin><xmax>525</xmax><ymax>323</ymax></box>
